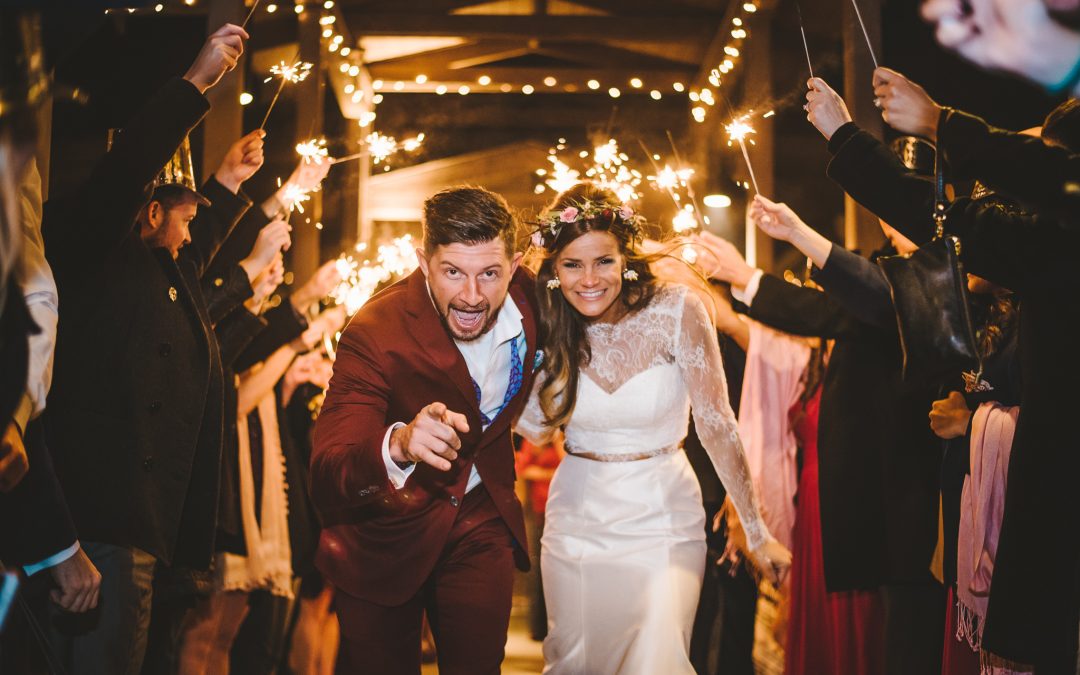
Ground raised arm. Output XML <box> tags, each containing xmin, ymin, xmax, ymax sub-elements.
<box><xmin>674</xmin><ymin>289</ymin><xmax>790</xmax><ymax>580</ymax></box>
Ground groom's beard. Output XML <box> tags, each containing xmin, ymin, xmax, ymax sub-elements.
<box><xmin>438</xmin><ymin>297</ymin><xmax>504</xmax><ymax>341</ymax></box>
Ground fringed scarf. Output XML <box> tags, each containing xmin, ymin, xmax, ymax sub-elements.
<box><xmin>216</xmin><ymin>390</ymin><xmax>294</xmax><ymax>599</ymax></box>
<box><xmin>956</xmin><ymin>402</ymin><xmax>1029</xmax><ymax>674</ymax></box>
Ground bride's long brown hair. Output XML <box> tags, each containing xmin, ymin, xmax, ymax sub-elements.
<box><xmin>535</xmin><ymin>183</ymin><xmax>658</xmax><ymax>429</ymax></box>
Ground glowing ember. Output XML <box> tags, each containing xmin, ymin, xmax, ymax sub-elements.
<box><xmin>264</xmin><ymin>60</ymin><xmax>313</xmax><ymax>85</ymax></box>
<box><xmin>725</xmin><ymin>117</ymin><xmax>755</xmax><ymax>142</ymax></box>
<box><xmin>672</xmin><ymin>207</ymin><xmax>698</xmax><ymax>233</ymax></box>
<box><xmin>295</xmin><ymin>137</ymin><xmax>329</xmax><ymax>164</ymax></box>
<box><xmin>330</xmin><ymin>235</ymin><xmax>419</xmax><ymax>315</ymax></box>
<box><xmin>365</xmin><ymin>132</ymin><xmax>397</xmax><ymax>164</ymax></box>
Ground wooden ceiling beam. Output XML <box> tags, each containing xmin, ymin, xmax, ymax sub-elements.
<box><xmin>366</xmin><ymin>65</ymin><xmax>694</xmax><ymax>89</ymax></box>
<box><xmin>343</xmin><ymin>13</ymin><xmax>716</xmax><ymax>42</ymax></box>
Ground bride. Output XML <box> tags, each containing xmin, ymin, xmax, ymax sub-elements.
<box><xmin>515</xmin><ymin>183</ymin><xmax>791</xmax><ymax>674</ymax></box>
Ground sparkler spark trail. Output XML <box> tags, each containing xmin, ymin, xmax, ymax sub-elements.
<box><xmin>725</xmin><ymin>118</ymin><xmax>761</xmax><ymax>195</ymax></box>
<box><xmin>260</xmin><ymin>59</ymin><xmax>313</xmax><ymax>130</ymax></box>
<box><xmin>330</xmin><ymin>235</ymin><xmax>419</xmax><ymax>316</ymax></box>
<box><xmin>849</xmin><ymin>0</ymin><xmax>879</xmax><ymax>69</ymax></box>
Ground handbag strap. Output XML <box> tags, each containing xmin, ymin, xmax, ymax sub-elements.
<box><xmin>933</xmin><ymin>151</ymin><xmax>948</xmax><ymax>240</ymax></box>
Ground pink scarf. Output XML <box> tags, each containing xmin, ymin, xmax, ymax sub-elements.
<box><xmin>737</xmin><ymin>320</ymin><xmax>810</xmax><ymax>550</ymax></box>
<box><xmin>956</xmin><ymin>402</ymin><xmax>1027</xmax><ymax>674</ymax></box>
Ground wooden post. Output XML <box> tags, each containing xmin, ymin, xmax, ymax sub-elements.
<box><xmin>202</xmin><ymin>0</ymin><xmax>245</xmax><ymax>180</ymax></box>
<box><xmin>842</xmin><ymin>0</ymin><xmax>884</xmax><ymax>253</ymax></box>
<box><xmin>292</xmin><ymin>2</ymin><xmax>325</xmax><ymax>284</ymax></box>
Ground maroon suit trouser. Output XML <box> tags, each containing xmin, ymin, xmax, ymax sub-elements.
<box><xmin>333</xmin><ymin>484</ymin><xmax>517</xmax><ymax>675</ymax></box>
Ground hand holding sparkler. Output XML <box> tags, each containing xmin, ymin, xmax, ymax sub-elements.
<box><xmin>240</xmin><ymin>219</ymin><xmax>291</xmax><ymax>282</ymax></box>
<box><xmin>184</xmin><ymin>24</ymin><xmax>249</xmax><ymax>94</ymax></box>
<box><xmin>691</xmin><ymin>231</ymin><xmax>758</xmax><ymax>288</ymax></box>
<box><xmin>291</xmin><ymin>260</ymin><xmax>342</xmax><ymax>313</ymax></box>
<box><xmin>872</xmin><ymin>68</ymin><xmax>942</xmax><ymax>142</ymax></box>
<box><xmin>246</xmin><ymin>254</ymin><xmax>285</xmax><ymax>314</ymax></box>
<box><xmin>215</xmin><ymin>129</ymin><xmax>266</xmax><ymax>194</ymax></box>
<box><xmin>749</xmin><ymin>196</ymin><xmax>833</xmax><ymax>269</ymax></box>
<box><xmin>804</xmin><ymin>78</ymin><xmax>852</xmax><ymax>141</ymax></box>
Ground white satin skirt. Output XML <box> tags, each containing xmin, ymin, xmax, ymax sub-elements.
<box><xmin>541</xmin><ymin>449</ymin><xmax>707</xmax><ymax>675</ymax></box>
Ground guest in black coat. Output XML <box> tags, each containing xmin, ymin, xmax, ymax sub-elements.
<box><xmin>38</xmin><ymin>25</ymin><xmax>253</xmax><ymax>675</ymax></box>
<box><xmin>695</xmin><ymin>226</ymin><xmax>945</xmax><ymax>675</ymax></box>
<box><xmin>816</xmin><ymin>78</ymin><xmax>1080</xmax><ymax>670</ymax></box>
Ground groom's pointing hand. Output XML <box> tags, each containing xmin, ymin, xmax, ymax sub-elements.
<box><xmin>389</xmin><ymin>402</ymin><xmax>471</xmax><ymax>471</ymax></box>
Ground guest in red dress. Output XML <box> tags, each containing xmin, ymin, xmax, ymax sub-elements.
<box><xmin>785</xmin><ymin>375</ymin><xmax>885</xmax><ymax>675</ymax></box>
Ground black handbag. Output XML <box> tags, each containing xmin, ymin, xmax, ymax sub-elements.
<box><xmin>876</xmin><ymin>159</ymin><xmax>981</xmax><ymax>383</ymax></box>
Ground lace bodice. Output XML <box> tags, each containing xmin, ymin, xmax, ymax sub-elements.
<box><xmin>517</xmin><ymin>284</ymin><xmax>771</xmax><ymax>550</ymax></box>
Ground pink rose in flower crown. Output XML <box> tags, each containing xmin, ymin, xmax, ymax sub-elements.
<box><xmin>618</xmin><ymin>205</ymin><xmax>635</xmax><ymax>221</ymax></box>
<box><xmin>560</xmin><ymin>207</ymin><xmax>579</xmax><ymax>223</ymax></box>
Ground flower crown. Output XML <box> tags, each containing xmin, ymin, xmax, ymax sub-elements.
<box><xmin>530</xmin><ymin>199</ymin><xmax>646</xmax><ymax>250</ymax></box>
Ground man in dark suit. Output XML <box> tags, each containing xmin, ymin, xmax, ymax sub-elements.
<box><xmin>39</xmin><ymin>24</ymin><xmax>255</xmax><ymax>675</ymax></box>
<box><xmin>311</xmin><ymin>186</ymin><xmax>538</xmax><ymax>675</ymax></box>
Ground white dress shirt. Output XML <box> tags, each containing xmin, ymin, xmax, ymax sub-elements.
<box><xmin>731</xmin><ymin>268</ymin><xmax>764</xmax><ymax>308</ymax></box>
<box><xmin>381</xmin><ymin>291</ymin><xmax>525</xmax><ymax>493</ymax></box>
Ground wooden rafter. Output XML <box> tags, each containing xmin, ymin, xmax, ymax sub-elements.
<box><xmin>343</xmin><ymin>13</ymin><xmax>717</xmax><ymax>42</ymax></box>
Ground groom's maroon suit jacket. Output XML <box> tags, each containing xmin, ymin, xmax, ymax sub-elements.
<box><xmin>310</xmin><ymin>267</ymin><xmax>538</xmax><ymax>605</ymax></box>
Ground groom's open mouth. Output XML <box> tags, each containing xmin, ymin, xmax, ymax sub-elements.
<box><xmin>448</xmin><ymin>304</ymin><xmax>489</xmax><ymax>335</ymax></box>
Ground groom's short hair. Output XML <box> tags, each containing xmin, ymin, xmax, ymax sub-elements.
<box><xmin>422</xmin><ymin>186</ymin><xmax>518</xmax><ymax>256</ymax></box>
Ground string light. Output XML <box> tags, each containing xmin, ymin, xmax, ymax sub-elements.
<box><xmin>543</xmin><ymin>76</ymin><xmax>557</xmax><ymax>87</ymax></box>
<box><xmin>522</xmin><ymin>84</ymin><xmax>535</xmax><ymax>94</ymax></box>
<box><xmin>630</xmin><ymin>77</ymin><xmax>643</xmax><ymax>88</ymax></box>
<box><xmin>478</xmin><ymin>75</ymin><xmax>492</xmax><ymax>86</ymax></box>
<box><xmin>608</xmin><ymin>87</ymin><xmax>621</xmax><ymax>98</ymax></box>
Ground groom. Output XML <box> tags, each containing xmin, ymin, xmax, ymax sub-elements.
<box><xmin>310</xmin><ymin>186</ymin><xmax>538</xmax><ymax>674</ymax></box>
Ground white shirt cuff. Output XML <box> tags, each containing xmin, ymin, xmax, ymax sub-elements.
<box><xmin>23</xmin><ymin>541</ymin><xmax>80</xmax><ymax>577</ymax></box>
<box><xmin>731</xmin><ymin>269</ymin><xmax>764</xmax><ymax>307</ymax></box>
<box><xmin>381</xmin><ymin>422</ymin><xmax>414</xmax><ymax>489</ymax></box>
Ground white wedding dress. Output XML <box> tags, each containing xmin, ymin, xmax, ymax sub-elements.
<box><xmin>516</xmin><ymin>284</ymin><xmax>771</xmax><ymax>675</ymax></box>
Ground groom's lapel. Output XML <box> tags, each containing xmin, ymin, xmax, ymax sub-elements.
<box><xmin>404</xmin><ymin>270</ymin><xmax>480</xmax><ymax>419</ymax></box>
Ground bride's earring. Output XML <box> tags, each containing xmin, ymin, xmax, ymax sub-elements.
<box><xmin>623</xmin><ymin>268</ymin><xmax>639</xmax><ymax>281</ymax></box>
<box><xmin>547</xmin><ymin>276</ymin><xmax>561</xmax><ymax>290</ymax></box>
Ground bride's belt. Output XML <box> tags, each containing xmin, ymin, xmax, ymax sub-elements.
<box><xmin>564</xmin><ymin>442</ymin><xmax>681</xmax><ymax>463</ymax></box>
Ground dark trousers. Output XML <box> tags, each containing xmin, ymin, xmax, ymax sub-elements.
<box><xmin>523</xmin><ymin>507</ymin><xmax>547</xmax><ymax>641</ymax></box>
<box><xmin>230</xmin><ymin>580</ymin><xmax>301</xmax><ymax>673</ymax></box>
<box><xmin>46</xmin><ymin>541</ymin><xmax>156</xmax><ymax>675</ymax></box>
<box><xmin>333</xmin><ymin>485</ymin><xmax>516</xmax><ymax>675</ymax></box>
<box><xmin>689</xmin><ymin>501</ymin><xmax>759</xmax><ymax>675</ymax></box>
<box><xmin>882</xmin><ymin>581</ymin><xmax>945</xmax><ymax>675</ymax></box>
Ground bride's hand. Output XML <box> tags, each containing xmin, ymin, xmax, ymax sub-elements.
<box><xmin>751</xmin><ymin>537</ymin><xmax>793</xmax><ymax>586</ymax></box>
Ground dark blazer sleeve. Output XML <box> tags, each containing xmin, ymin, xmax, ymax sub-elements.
<box><xmin>747</xmin><ymin>273</ymin><xmax>859</xmax><ymax>339</ymax></box>
<box><xmin>182</xmin><ymin>177</ymin><xmax>252</xmax><ymax>277</ymax></box>
<box><xmin>813</xmin><ymin>244</ymin><xmax>896</xmax><ymax>331</ymax></box>
<box><xmin>0</xmin><ymin>421</ymin><xmax>77</xmax><ymax>569</ymax></box>
<box><xmin>215</xmin><ymin>306</ymin><xmax>267</xmax><ymax>367</ymax></box>
<box><xmin>232</xmin><ymin>301</ymin><xmax>308</xmax><ymax>372</ymax></box>
<box><xmin>939</xmin><ymin>108</ymin><xmax>1080</xmax><ymax>225</ymax></box>
<box><xmin>310</xmin><ymin>322</ymin><xmax>397</xmax><ymax>514</ymax></box>
<box><xmin>204</xmin><ymin>263</ymin><xmax>255</xmax><ymax>326</ymax></box>
<box><xmin>43</xmin><ymin>78</ymin><xmax>210</xmax><ymax>266</ymax></box>
<box><xmin>206</xmin><ymin>204</ymin><xmax>272</xmax><ymax>280</ymax></box>
<box><xmin>826</xmin><ymin>123</ymin><xmax>939</xmax><ymax>245</ymax></box>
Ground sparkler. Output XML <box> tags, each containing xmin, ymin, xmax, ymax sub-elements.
<box><xmin>260</xmin><ymin>59</ymin><xmax>313</xmax><ymax>130</ymax></box>
<box><xmin>240</xmin><ymin>0</ymin><xmax>261</xmax><ymax>29</ymax></box>
<box><xmin>849</xmin><ymin>0</ymin><xmax>879</xmax><ymax>69</ymax></box>
<box><xmin>295</xmin><ymin>137</ymin><xmax>329</xmax><ymax>164</ymax></box>
<box><xmin>330</xmin><ymin>132</ymin><xmax>426</xmax><ymax>165</ymax></box>
<box><xmin>794</xmin><ymin>0</ymin><xmax>814</xmax><ymax>79</ymax></box>
<box><xmin>725</xmin><ymin>117</ymin><xmax>760</xmax><ymax>195</ymax></box>
<box><xmin>330</xmin><ymin>235</ymin><xmax>419</xmax><ymax>316</ymax></box>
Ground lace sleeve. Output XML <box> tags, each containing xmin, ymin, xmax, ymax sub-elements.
<box><xmin>674</xmin><ymin>288</ymin><xmax>772</xmax><ymax>551</ymax></box>
<box><xmin>514</xmin><ymin>375</ymin><xmax>555</xmax><ymax>445</ymax></box>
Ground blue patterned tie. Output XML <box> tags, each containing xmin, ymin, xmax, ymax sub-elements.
<box><xmin>472</xmin><ymin>334</ymin><xmax>523</xmax><ymax>427</ymax></box>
